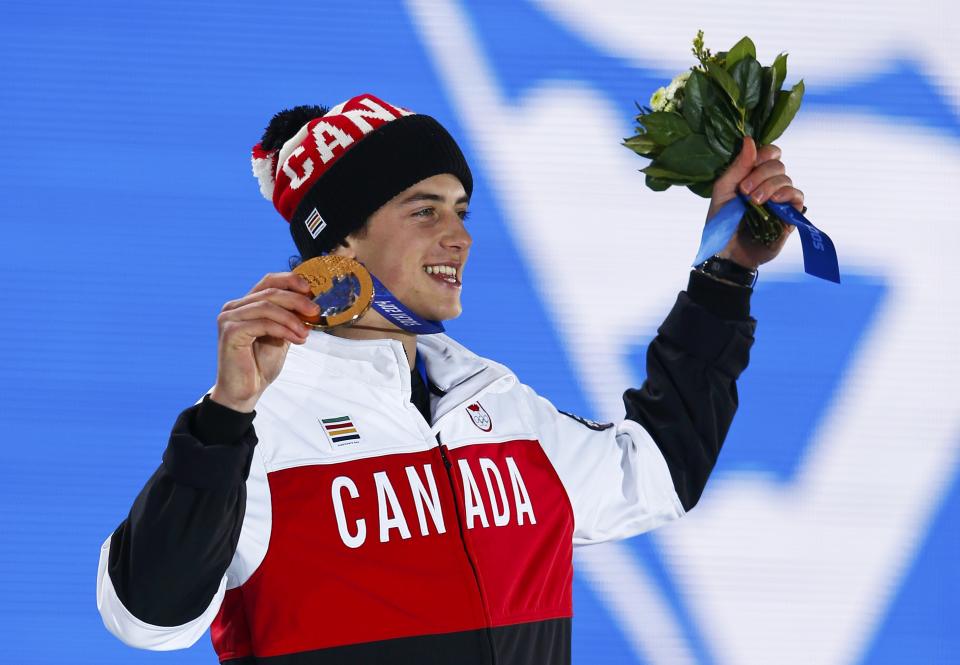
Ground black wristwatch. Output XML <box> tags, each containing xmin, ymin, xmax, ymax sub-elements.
<box><xmin>695</xmin><ymin>255</ymin><xmax>758</xmax><ymax>288</ymax></box>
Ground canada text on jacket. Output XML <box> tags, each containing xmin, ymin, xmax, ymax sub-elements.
<box><xmin>331</xmin><ymin>455</ymin><xmax>537</xmax><ymax>548</ymax></box>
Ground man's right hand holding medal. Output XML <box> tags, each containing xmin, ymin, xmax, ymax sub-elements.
<box><xmin>209</xmin><ymin>272</ymin><xmax>318</xmax><ymax>413</ymax></box>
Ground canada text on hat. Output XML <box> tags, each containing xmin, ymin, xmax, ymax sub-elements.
<box><xmin>252</xmin><ymin>95</ymin><xmax>411</xmax><ymax>221</ymax></box>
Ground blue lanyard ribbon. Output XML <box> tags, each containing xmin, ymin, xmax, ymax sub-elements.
<box><xmin>368</xmin><ymin>272</ymin><xmax>446</xmax><ymax>334</ymax></box>
<box><xmin>693</xmin><ymin>194</ymin><xmax>840</xmax><ymax>283</ymax></box>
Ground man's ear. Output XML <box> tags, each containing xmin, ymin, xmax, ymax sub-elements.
<box><xmin>328</xmin><ymin>238</ymin><xmax>357</xmax><ymax>260</ymax></box>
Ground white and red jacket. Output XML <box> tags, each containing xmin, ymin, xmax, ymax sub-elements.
<box><xmin>97</xmin><ymin>273</ymin><xmax>756</xmax><ymax>664</ymax></box>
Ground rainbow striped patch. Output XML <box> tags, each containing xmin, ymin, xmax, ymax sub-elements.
<box><xmin>320</xmin><ymin>415</ymin><xmax>360</xmax><ymax>448</ymax></box>
<box><xmin>304</xmin><ymin>208</ymin><xmax>327</xmax><ymax>239</ymax></box>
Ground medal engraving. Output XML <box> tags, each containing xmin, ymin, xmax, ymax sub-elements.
<box><xmin>293</xmin><ymin>256</ymin><xmax>374</xmax><ymax>329</ymax></box>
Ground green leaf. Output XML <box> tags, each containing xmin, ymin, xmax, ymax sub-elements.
<box><xmin>687</xmin><ymin>181</ymin><xmax>714</xmax><ymax>198</ymax></box>
<box><xmin>725</xmin><ymin>36</ymin><xmax>756</xmax><ymax>71</ymax></box>
<box><xmin>759</xmin><ymin>79</ymin><xmax>804</xmax><ymax>145</ymax></box>
<box><xmin>622</xmin><ymin>134</ymin><xmax>659</xmax><ymax>156</ymax></box>
<box><xmin>705</xmin><ymin>113</ymin><xmax>740</xmax><ymax>162</ymax></box>
<box><xmin>652</xmin><ymin>134</ymin><xmax>727</xmax><ymax>178</ymax></box>
<box><xmin>751</xmin><ymin>66</ymin><xmax>777</xmax><ymax>137</ymax></box>
<box><xmin>645</xmin><ymin>174</ymin><xmax>673</xmax><ymax>191</ymax></box>
<box><xmin>705</xmin><ymin>107</ymin><xmax>743</xmax><ymax>168</ymax></box>
<box><xmin>639</xmin><ymin>112</ymin><xmax>692</xmax><ymax>146</ymax></box>
<box><xmin>713</xmin><ymin>95</ymin><xmax>742</xmax><ymax>129</ymax></box>
<box><xmin>730</xmin><ymin>56</ymin><xmax>762</xmax><ymax>111</ymax></box>
<box><xmin>641</xmin><ymin>164</ymin><xmax>712</xmax><ymax>183</ymax></box>
<box><xmin>772</xmin><ymin>52</ymin><xmax>788</xmax><ymax>91</ymax></box>
<box><xmin>681</xmin><ymin>70</ymin><xmax>715</xmax><ymax>133</ymax></box>
<box><xmin>711</xmin><ymin>104</ymin><xmax>743</xmax><ymax>140</ymax></box>
<box><xmin>706</xmin><ymin>61</ymin><xmax>741</xmax><ymax>108</ymax></box>
<box><xmin>704</xmin><ymin>125</ymin><xmax>728</xmax><ymax>160</ymax></box>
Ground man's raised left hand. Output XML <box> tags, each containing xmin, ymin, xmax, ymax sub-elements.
<box><xmin>706</xmin><ymin>136</ymin><xmax>804</xmax><ymax>270</ymax></box>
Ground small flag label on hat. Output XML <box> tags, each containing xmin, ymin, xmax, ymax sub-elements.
<box><xmin>305</xmin><ymin>208</ymin><xmax>327</xmax><ymax>239</ymax></box>
<box><xmin>320</xmin><ymin>415</ymin><xmax>360</xmax><ymax>449</ymax></box>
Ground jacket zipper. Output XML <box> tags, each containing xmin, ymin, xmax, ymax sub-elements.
<box><xmin>406</xmin><ymin>354</ymin><xmax>505</xmax><ymax>663</ymax></box>
<box><xmin>436</xmin><ymin>434</ymin><xmax>498</xmax><ymax>665</ymax></box>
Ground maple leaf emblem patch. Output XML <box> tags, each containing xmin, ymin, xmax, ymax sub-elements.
<box><xmin>465</xmin><ymin>402</ymin><xmax>493</xmax><ymax>432</ymax></box>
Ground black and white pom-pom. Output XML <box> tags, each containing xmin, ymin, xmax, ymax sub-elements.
<box><xmin>251</xmin><ymin>105</ymin><xmax>329</xmax><ymax>202</ymax></box>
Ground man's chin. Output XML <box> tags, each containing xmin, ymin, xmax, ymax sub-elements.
<box><xmin>439</xmin><ymin>308</ymin><xmax>463</xmax><ymax>322</ymax></box>
<box><xmin>419</xmin><ymin>301</ymin><xmax>462</xmax><ymax>323</ymax></box>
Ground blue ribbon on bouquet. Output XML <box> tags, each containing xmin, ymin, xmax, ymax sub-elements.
<box><xmin>693</xmin><ymin>193</ymin><xmax>840</xmax><ymax>283</ymax></box>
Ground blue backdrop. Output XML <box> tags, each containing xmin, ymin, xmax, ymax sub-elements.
<box><xmin>2</xmin><ymin>1</ymin><xmax>957</xmax><ymax>663</ymax></box>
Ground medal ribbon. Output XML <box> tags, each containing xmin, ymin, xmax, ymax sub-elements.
<box><xmin>368</xmin><ymin>272</ymin><xmax>446</xmax><ymax>334</ymax></box>
<box><xmin>693</xmin><ymin>193</ymin><xmax>840</xmax><ymax>283</ymax></box>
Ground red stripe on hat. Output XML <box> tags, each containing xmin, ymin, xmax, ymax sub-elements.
<box><xmin>251</xmin><ymin>143</ymin><xmax>272</xmax><ymax>160</ymax></box>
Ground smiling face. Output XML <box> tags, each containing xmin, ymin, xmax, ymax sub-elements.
<box><xmin>334</xmin><ymin>173</ymin><xmax>472</xmax><ymax>322</ymax></box>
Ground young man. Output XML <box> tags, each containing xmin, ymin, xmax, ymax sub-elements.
<box><xmin>97</xmin><ymin>94</ymin><xmax>802</xmax><ymax>664</ymax></box>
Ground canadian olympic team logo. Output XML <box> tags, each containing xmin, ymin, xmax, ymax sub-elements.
<box><xmin>466</xmin><ymin>402</ymin><xmax>492</xmax><ymax>432</ymax></box>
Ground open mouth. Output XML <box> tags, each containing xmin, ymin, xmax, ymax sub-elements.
<box><xmin>423</xmin><ymin>264</ymin><xmax>461</xmax><ymax>288</ymax></box>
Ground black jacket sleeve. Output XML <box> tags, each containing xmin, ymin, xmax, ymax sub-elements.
<box><xmin>106</xmin><ymin>395</ymin><xmax>258</xmax><ymax>626</ymax></box>
<box><xmin>624</xmin><ymin>270</ymin><xmax>756</xmax><ymax>511</ymax></box>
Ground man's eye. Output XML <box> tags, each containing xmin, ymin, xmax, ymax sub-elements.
<box><xmin>458</xmin><ymin>210</ymin><xmax>471</xmax><ymax>221</ymax></box>
<box><xmin>414</xmin><ymin>207</ymin><xmax>435</xmax><ymax>218</ymax></box>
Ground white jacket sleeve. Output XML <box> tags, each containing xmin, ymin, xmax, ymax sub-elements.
<box><xmin>96</xmin><ymin>535</ymin><xmax>227</xmax><ymax>649</ymax></box>
<box><xmin>519</xmin><ymin>383</ymin><xmax>685</xmax><ymax>546</ymax></box>
<box><xmin>520</xmin><ymin>279</ymin><xmax>757</xmax><ymax>545</ymax></box>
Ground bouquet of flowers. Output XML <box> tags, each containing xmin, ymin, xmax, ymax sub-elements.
<box><xmin>624</xmin><ymin>31</ymin><xmax>805</xmax><ymax>245</ymax></box>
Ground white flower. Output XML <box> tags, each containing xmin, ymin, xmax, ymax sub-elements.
<box><xmin>666</xmin><ymin>70</ymin><xmax>691</xmax><ymax>101</ymax></box>
<box><xmin>664</xmin><ymin>99</ymin><xmax>679</xmax><ymax>113</ymax></box>
<box><xmin>650</xmin><ymin>86</ymin><xmax>669</xmax><ymax>111</ymax></box>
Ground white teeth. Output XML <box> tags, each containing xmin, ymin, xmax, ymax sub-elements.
<box><xmin>424</xmin><ymin>265</ymin><xmax>458</xmax><ymax>279</ymax></box>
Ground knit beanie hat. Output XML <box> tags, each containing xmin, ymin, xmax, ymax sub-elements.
<box><xmin>251</xmin><ymin>94</ymin><xmax>473</xmax><ymax>258</ymax></box>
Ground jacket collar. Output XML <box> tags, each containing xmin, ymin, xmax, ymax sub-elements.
<box><xmin>416</xmin><ymin>334</ymin><xmax>516</xmax><ymax>425</ymax></box>
<box><xmin>291</xmin><ymin>331</ymin><xmax>515</xmax><ymax>413</ymax></box>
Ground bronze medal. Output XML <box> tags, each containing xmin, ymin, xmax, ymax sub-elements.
<box><xmin>292</xmin><ymin>256</ymin><xmax>374</xmax><ymax>329</ymax></box>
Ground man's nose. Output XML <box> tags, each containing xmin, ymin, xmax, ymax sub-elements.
<box><xmin>442</xmin><ymin>213</ymin><xmax>472</xmax><ymax>251</ymax></box>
